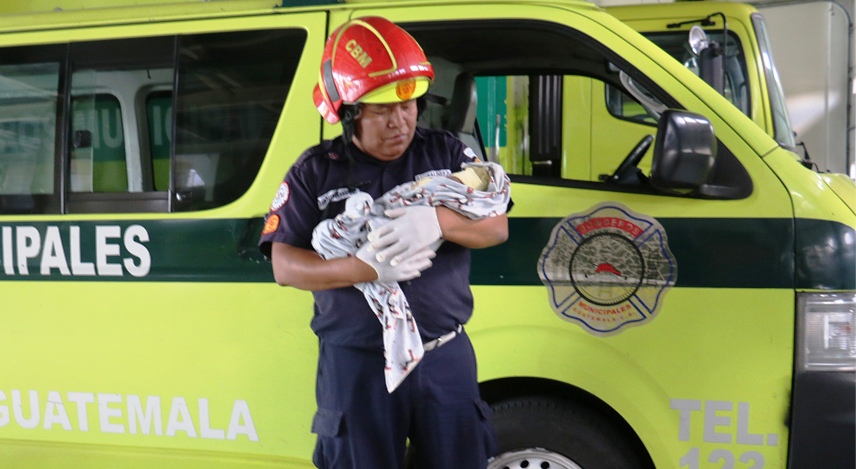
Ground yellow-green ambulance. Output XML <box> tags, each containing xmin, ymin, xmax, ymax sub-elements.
<box><xmin>0</xmin><ymin>0</ymin><xmax>852</xmax><ymax>468</ymax></box>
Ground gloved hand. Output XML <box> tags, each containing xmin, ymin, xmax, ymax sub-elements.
<box><xmin>367</xmin><ymin>205</ymin><xmax>443</xmax><ymax>266</ymax></box>
<box><xmin>356</xmin><ymin>242</ymin><xmax>435</xmax><ymax>283</ymax></box>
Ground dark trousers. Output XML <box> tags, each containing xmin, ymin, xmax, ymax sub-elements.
<box><xmin>311</xmin><ymin>329</ymin><xmax>496</xmax><ymax>468</ymax></box>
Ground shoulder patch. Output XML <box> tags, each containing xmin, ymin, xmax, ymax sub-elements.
<box><xmin>270</xmin><ymin>182</ymin><xmax>290</xmax><ymax>212</ymax></box>
<box><xmin>262</xmin><ymin>214</ymin><xmax>280</xmax><ymax>235</ymax></box>
<box><xmin>464</xmin><ymin>147</ymin><xmax>480</xmax><ymax>161</ymax></box>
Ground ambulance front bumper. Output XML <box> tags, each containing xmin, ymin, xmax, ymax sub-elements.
<box><xmin>787</xmin><ymin>370</ymin><xmax>855</xmax><ymax>468</ymax></box>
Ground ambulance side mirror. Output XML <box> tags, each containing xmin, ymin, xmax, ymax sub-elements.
<box><xmin>650</xmin><ymin>110</ymin><xmax>716</xmax><ymax>193</ymax></box>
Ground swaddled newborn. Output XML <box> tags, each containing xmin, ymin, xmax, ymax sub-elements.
<box><xmin>311</xmin><ymin>162</ymin><xmax>510</xmax><ymax>391</ymax></box>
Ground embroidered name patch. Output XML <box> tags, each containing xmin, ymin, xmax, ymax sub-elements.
<box><xmin>270</xmin><ymin>182</ymin><xmax>290</xmax><ymax>212</ymax></box>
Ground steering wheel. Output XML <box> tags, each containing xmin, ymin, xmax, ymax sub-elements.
<box><xmin>606</xmin><ymin>134</ymin><xmax>654</xmax><ymax>183</ymax></box>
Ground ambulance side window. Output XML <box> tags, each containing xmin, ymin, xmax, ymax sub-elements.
<box><xmin>410</xmin><ymin>20</ymin><xmax>751</xmax><ymax>198</ymax></box>
<box><xmin>172</xmin><ymin>30</ymin><xmax>302</xmax><ymax>212</ymax></box>
<box><xmin>67</xmin><ymin>36</ymin><xmax>175</xmax><ymax>214</ymax></box>
<box><xmin>0</xmin><ymin>49</ymin><xmax>63</xmax><ymax>214</ymax></box>
<box><xmin>474</xmin><ymin>73</ymin><xmax>666</xmax><ymax>182</ymax></box>
<box><xmin>411</xmin><ymin>20</ymin><xmax>673</xmax><ymax>183</ymax></box>
<box><xmin>0</xmin><ymin>29</ymin><xmax>304</xmax><ymax>215</ymax></box>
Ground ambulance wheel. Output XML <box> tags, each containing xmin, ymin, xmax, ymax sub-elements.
<box><xmin>488</xmin><ymin>396</ymin><xmax>649</xmax><ymax>469</ymax></box>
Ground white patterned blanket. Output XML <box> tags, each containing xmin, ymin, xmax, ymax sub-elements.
<box><xmin>311</xmin><ymin>162</ymin><xmax>511</xmax><ymax>392</ymax></box>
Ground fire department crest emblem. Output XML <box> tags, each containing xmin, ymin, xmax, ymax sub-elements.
<box><xmin>538</xmin><ymin>202</ymin><xmax>677</xmax><ymax>335</ymax></box>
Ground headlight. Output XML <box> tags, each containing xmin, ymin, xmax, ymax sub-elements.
<box><xmin>797</xmin><ymin>293</ymin><xmax>856</xmax><ymax>371</ymax></box>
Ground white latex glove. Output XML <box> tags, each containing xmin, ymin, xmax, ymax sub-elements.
<box><xmin>367</xmin><ymin>205</ymin><xmax>442</xmax><ymax>266</ymax></box>
<box><xmin>356</xmin><ymin>243</ymin><xmax>435</xmax><ymax>283</ymax></box>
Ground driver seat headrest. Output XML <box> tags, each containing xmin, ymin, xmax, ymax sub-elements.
<box><xmin>445</xmin><ymin>73</ymin><xmax>477</xmax><ymax>134</ymax></box>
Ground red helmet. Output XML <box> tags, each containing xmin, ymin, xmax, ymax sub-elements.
<box><xmin>313</xmin><ymin>16</ymin><xmax>434</xmax><ymax>124</ymax></box>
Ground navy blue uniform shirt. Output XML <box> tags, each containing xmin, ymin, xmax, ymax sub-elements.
<box><xmin>259</xmin><ymin>128</ymin><xmax>480</xmax><ymax>349</ymax></box>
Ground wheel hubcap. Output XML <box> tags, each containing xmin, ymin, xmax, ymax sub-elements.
<box><xmin>488</xmin><ymin>448</ymin><xmax>583</xmax><ymax>469</ymax></box>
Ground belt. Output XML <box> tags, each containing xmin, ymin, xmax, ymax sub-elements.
<box><xmin>423</xmin><ymin>325</ymin><xmax>463</xmax><ymax>352</ymax></box>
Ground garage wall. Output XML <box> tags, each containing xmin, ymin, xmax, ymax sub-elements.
<box><xmin>759</xmin><ymin>0</ymin><xmax>854</xmax><ymax>176</ymax></box>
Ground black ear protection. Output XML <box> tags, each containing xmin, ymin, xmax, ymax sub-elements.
<box><xmin>339</xmin><ymin>104</ymin><xmax>360</xmax><ymax>144</ymax></box>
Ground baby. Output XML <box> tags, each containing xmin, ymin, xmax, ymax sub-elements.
<box><xmin>310</xmin><ymin>162</ymin><xmax>510</xmax><ymax>392</ymax></box>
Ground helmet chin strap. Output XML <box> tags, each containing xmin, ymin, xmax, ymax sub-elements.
<box><xmin>339</xmin><ymin>105</ymin><xmax>368</xmax><ymax>191</ymax></box>
<box><xmin>320</xmin><ymin>104</ymin><xmax>363</xmax><ymax>221</ymax></box>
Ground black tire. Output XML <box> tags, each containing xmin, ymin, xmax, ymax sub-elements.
<box><xmin>488</xmin><ymin>396</ymin><xmax>649</xmax><ymax>469</ymax></box>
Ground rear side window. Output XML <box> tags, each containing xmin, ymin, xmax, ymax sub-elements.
<box><xmin>173</xmin><ymin>30</ymin><xmax>301</xmax><ymax>211</ymax></box>
<box><xmin>0</xmin><ymin>58</ymin><xmax>61</xmax><ymax>214</ymax></box>
<box><xmin>71</xmin><ymin>94</ymin><xmax>128</xmax><ymax>193</ymax></box>
<box><xmin>0</xmin><ymin>28</ymin><xmax>304</xmax><ymax>214</ymax></box>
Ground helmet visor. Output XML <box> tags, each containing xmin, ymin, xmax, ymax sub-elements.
<box><xmin>359</xmin><ymin>77</ymin><xmax>431</xmax><ymax>104</ymax></box>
